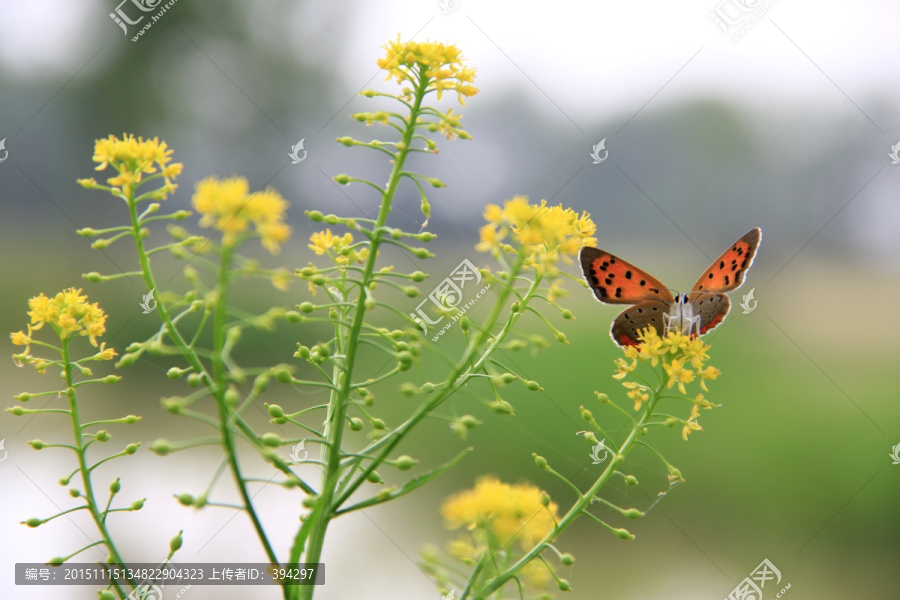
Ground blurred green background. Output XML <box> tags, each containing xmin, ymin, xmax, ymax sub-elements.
<box><xmin>1</xmin><ymin>1</ymin><xmax>898</xmax><ymax>598</ymax></box>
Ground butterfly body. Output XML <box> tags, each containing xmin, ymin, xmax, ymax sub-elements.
<box><xmin>580</xmin><ymin>228</ymin><xmax>761</xmax><ymax>347</ymax></box>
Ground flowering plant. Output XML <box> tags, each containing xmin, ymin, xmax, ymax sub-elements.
<box><xmin>8</xmin><ymin>36</ymin><xmax>723</xmax><ymax>600</ymax></box>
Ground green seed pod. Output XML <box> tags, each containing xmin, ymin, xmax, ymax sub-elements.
<box><xmin>170</xmin><ymin>531</ymin><xmax>184</xmax><ymax>553</ymax></box>
<box><xmin>25</xmin><ymin>518</ymin><xmax>42</xmax><ymax>528</ymax></box>
<box><xmin>124</xmin><ymin>443</ymin><xmax>139</xmax><ymax>455</ymax></box>
<box><xmin>534</xmin><ymin>454</ymin><xmax>548</xmax><ymax>469</ymax></box>
<box><xmin>266</xmin><ymin>404</ymin><xmax>284</xmax><ymax>419</ymax></box>
<box><xmin>176</xmin><ymin>494</ymin><xmax>194</xmax><ymax>506</ymax></box>
<box><xmin>395</xmin><ymin>455</ymin><xmax>417</xmax><ymax>471</ymax></box>
<box><xmin>260</xmin><ymin>433</ymin><xmax>282</xmax><ymax>447</ymax></box>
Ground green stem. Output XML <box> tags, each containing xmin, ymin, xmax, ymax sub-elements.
<box><xmin>468</xmin><ymin>377</ymin><xmax>666</xmax><ymax>600</ymax></box>
<box><xmin>62</xmin><ymin>337</ymin><xmax>137</xmax><ymax>597</ymax></box>
<box><xmin>126</xmin><ymin>191</ymin><xmax>280</xmax><ymax>569</ymax></box>
<box><xmin>293</xmin><ymin>74</ymin><xmax>431</xmax><ymax>600</ymax></box>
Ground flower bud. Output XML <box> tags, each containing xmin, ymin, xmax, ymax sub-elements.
<box><xmin>561</xmin><ymin>553</ymin><xmax>575</xmax><ymax>565</ymax></box>
<box><xmin>176</xmin><ymin>493</ymin><xmax>194</xmax><ymax>506</ymax></box>
<box><xmin>307</xmin><ymin>210</ymin><xmax>324</xmax><ymax>221</ymax></box>
<box><xmin>534</xmin><ymin>454</ymin><xmax>548</xmax><ymax>469</ymax></box>
<box><xmin>539</xmin><ymin>492</ymin><xmax>550</xmax><ymax>506</ymax></box>
<box><xmin>170</xmin><ymin>531</ymin><xmax>183</xmax><ymax>553</ymax></box>
<box><xmin>266</xmin><ymin>404</ymin><xmax>284</xmax><ymax>419</ymax></box>
<box><xmin>110</xmin><ymin>479</ymin><xmax>121</xmax><ymax>494</ymax></box>
<box><xmin>558</xmin><ymin>579</ymin><xmax>571</xmax><ymax>591</ymax></box>
<box><xmin>260</xmin><ymin>433</ymin><xmax>282</xmax><ymax>447</ymax></box>
<box><xmin>489</xmin><ymin>400</ymin><xmax>513</xmax><ymax>415</ymax></box>
<box><xmin>124</xmin><ymin>443</ymin><xmax>139</xmax><ymax>455</ymax></box>
<box><xmin>410</xmin><ymin>271</ymin><xmax>426</xmax><ymax>282</ymax></box>
<box><xmin>24</xmin><ymin>518</ymin><xmax>42</xmax><ymax>528</ymax></box>
<box><xmin>123</xmin><ymin>415</ymin><xmax>140</xmax><ymax>424</ymax></box>
<box><xmin>224</xmin><ymin>387</ymin><xmax>240</xmax><ymax>407</ymax></box>
<box><xmin>29</xmin><ymin>440</ymin><xmax>44</xmax><ymax>450</ymax></box>
<box><xmin>625</xmin><ymin>508</ymin><xmax>644</xmax><ymax>519</ymax></box>
<box><xmin>349</xmin><ymin>417</ymin><xmax>364</xmax><ymax>431</ymax></box>
<box><xmin>274</xmin><ymin>367</ymin><xmax>292</xmax><ymax>384</ymax></box>
<box><xmin>395</xmin><ymin>455</ymin><xmax>417</xmax><ymax>471</ymax></box>
<box><xmin>366</xmin><ymin>470</ymin><xmax>383</xmax><ymax>484</ymax></box>
<box><xmin>614</xmin><ymin>528</ymin><xmax>635</xmax><ymax>540</ymax></box>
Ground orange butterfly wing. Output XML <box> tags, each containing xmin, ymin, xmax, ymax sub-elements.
<box><xmin>579</xmin><ymin>247</ymin><xmax>675</xmax><ymax>305</ymax></box>
<box><xmin>689</xmin><ymin>228</ymin><xmax>762</xmax><ymax>297</ymax></box>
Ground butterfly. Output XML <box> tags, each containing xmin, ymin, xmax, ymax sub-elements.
<box><xmin>579</xmin><ymin>228</ymin><xmax>761</xmax><ymax>347</ymax></box>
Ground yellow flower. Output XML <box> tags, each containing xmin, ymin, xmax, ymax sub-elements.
<box><xmin>682</xmin><ymin>403</ymin><xmax>703</xmax><ymax>440</ymax></box>
<box><xmin>308</xmin><ymin>230</ymin><xmax>365</xmax><ymax>265</ymax></box>
<box><xmin>95</xmin><ymin>343</ymin><xmax>118</xmax><ymax>361</ymax></box>
<box><xmin>477</xmin><ymin>196</ymin><xmax>596</xmax><ymax>275</ymax></box>
<box><xmin>442</xmin><ymin>476</ymin><xmax>558</xmax><ymax>550</ymax></box>
<box><xmin>192</xmin><ymin>177</ymin><xmax>292</xmax><ymax>254</ymax></box>
<box><xmin>10</xmin><ymin>330</ymin><xmax>30</xmax><ymax>346</ymax></box>
<box><xmin>22</xmin><ymin>288</ymin><xmax>108</xmax><ymax>347</ymax></box>
<box><xmin>377</xmin><ymin>35</ymin><xmax>478</xmax><ymax>104</ymax></box>
<box><xmin>86</xmin><ymin>133</ymin><xmax>182</xmax><ymax>198</ymax></box>
<box><xmin>623</xmin><ymin>382</ymin><xmax>650</xmax><ymax>410</ymax></box>
<box><xmin>663</xmin><ymin>358</ymin><xmax>694</xmax><ymax>394</ymax></box>
<box><xmin>615</xmin><ymin>327</ymin><xmax>717</xmax><ymax>440</ymax></box>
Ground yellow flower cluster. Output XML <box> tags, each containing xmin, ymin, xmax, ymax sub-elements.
<box><xmin>612</xmin><ymin>327</ymin><xmax>718</xmax><ymax>439</ymax></box>
<box><xmin>442</xmin><ymin>476</ymin><xmax>558</xmax><ymax>550</ymax></box>
<box><xmin>78</xmin><ymin>133</ymin><xmax>182</xmax><ymax>198</ymax></box>
<box><xmin>10</xmin><ymin>288</ymin><xmax>113</xmax><ymax>366</ymax></box>
<box><xmin>192</xmin><ymin>176</ymin><xmax>292</xmax><ymax>254</ymax></box>
<box><xmin>308</xmin><ymin>229</ymin><xmax>368</xmax><ymax>265</ymax></box>
<box><xmin>477</xmin><ymin>196</ymin><xmax>597</xmax><ymax>275</ymax></box>
<box><xmin>377</xmin><ymin>36</ymin><xmax>478</xmax><ymax>104</ymax></box>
